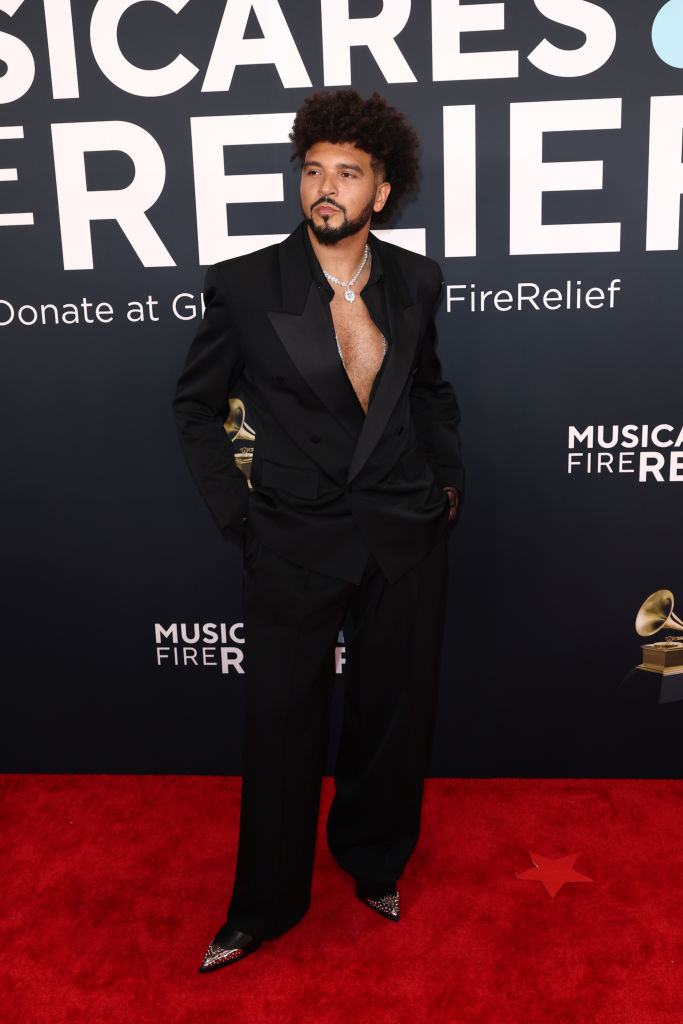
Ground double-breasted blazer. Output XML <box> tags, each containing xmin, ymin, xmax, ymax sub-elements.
<box><xmin>173</xmin><ymin>222</ymin><xmax>464</xmax><ymax>584</ymax></box>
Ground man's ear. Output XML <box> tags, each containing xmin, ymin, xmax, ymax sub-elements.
<box><xmin>373</xmin><ymin>181</ymin><xmax>391</xmax><ymax>213</ymax></box>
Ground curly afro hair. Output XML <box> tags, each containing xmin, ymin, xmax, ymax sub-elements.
<box><xmin>289</xmin><ymin>90</ymin><xmax>420</xmax><ymax>225</ymax></box>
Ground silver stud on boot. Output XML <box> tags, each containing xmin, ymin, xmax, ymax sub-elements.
<box><xmin>199</xmin><ymin>926</ymin><xmax>262</xmax><ymax>972</ymax></box>
<box><xmin>355</xmin><ymin>886</ymin><xmax>400</xmax><ymax>922</ymax></box>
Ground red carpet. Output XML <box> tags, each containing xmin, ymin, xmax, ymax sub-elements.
<box><xmin>3</xmin><ymin>776</ymin><xmax>683</xmax><ymax>1024</ymax></box>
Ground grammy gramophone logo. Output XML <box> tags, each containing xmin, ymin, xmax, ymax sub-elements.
<box><xmin>635</xmin><ymin>589</ymin><xmax>683</xmax><ymax>675</ymax></box>
<box><xmin>224</xmin><ymin>398</ymin><xmax>255</xmax><ymax>483</ymax></box>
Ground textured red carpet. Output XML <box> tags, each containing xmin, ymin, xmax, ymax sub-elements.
<box><xmin>3</xmin><ymin>776</ymin><xmax>683</xmax><ymax>1024</ymax></box>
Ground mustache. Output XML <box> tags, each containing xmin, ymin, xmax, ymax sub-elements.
<box><xmin>312</xmin><ymin>198</ymin><xmax>345</xmax><ymax>215</ymax></box>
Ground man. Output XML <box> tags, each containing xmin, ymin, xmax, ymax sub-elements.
<box><xmin>173</xmin><ymin>90</ymin><xmax>464</xmax><ymax>971</ymax></box>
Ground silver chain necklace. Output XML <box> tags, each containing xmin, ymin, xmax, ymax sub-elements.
<box><xmin>321</xmin><ymin>244</ymin><xmax>369</xmax><ymax>303</ymax></box>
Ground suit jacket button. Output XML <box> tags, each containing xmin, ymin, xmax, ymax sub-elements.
<box><xmin>310</xmin><ymin>435</ymin><xmax>321</xmax><ymax>444</ymax></box>
<box><xmin>275</xmin><ymin>375</ymin><xmax>285</xmax><ymax>386</ymax></box>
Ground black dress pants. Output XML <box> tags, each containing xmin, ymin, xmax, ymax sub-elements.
<box><xmin>225</xmin><ymin>526</ymin><xmax>449</xmax><ymax>940</ymax></box>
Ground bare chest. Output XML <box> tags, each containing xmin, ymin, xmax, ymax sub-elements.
<box><xmin>330</xmin><ymin>295</ymin><xmax>385</xmax><ymax>413</ymax></box>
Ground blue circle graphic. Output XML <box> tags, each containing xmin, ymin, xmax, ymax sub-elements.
<box><xmin>652</xmin><ymin>0</ymin><xmax>683</xmax><ymax>68</ymax></box>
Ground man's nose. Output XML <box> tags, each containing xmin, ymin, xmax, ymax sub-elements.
<box><xmin>319</xmin><ymin>174</ymin><xmax>336</xmax><ymax>195</ymax></box>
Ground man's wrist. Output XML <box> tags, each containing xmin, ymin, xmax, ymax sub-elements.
<box><xmin>443</xmin><ymin>486</ymin><xmax>459</xmax><ymax>521</ymax></box>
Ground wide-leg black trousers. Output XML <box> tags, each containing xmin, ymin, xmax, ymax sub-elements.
<box><xmin>225</xmin><ymin>526</ymin><xmax>449</xmax><ymax>940</ymax></box>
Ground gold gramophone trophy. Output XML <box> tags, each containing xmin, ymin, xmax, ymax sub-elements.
<box><xmin>635</xmin><ymin>589</ymin><xmax>683</xmax><ymax>675</ymax></box>
<box><xmin>223</xmin><ymin>398</ymin><xmax>255</xmax><ymax>485</ymax></box>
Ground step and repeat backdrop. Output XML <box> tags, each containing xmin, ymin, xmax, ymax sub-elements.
<box><xmin>3</xmin><ymin>0</ymin><xmax>683</xmax><ymax>775</ymax></box>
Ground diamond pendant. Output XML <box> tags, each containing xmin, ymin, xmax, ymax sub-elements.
<box><xmin>344</xmin><ymin>289</ymin><xmax>355</xmax><ymax>303</ymax></box>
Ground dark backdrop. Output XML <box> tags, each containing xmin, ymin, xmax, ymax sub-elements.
<box><xmin>3</xmin><ymin>0</ymin><xmax>682</xmax><ymax>775</ymax></box>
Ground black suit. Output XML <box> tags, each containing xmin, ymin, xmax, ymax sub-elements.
<box><xmin>174</xmin><ymin>222</ymin><xmax>464</xmax><ymax>939</ymax></box>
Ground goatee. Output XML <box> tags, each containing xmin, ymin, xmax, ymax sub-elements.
<box><xmin>305</xmin><ymin>196</ymin><xmax>375</xmax><ymax>245</ymax></box>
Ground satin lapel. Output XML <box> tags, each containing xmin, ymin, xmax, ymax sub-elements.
<box><xmin>266</xmin><ymin>228</ymin><xmax>362</xmax><ymax>439</ymax></box>
<box><xmin>347</xmin><ymin>246</ymin><xmax>420</xmax><ymax>482</ymax></box>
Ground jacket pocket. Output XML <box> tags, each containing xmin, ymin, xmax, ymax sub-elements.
<box><xmin>260</xmin><ymin>458</ymin><xmax>319</xmax><ymax>499</ymax></box>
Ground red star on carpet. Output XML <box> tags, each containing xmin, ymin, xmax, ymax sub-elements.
<box><xmin>516</xmin><ymin>852</ymin><xmax>594</xmax><ymax>897</ymax></box>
